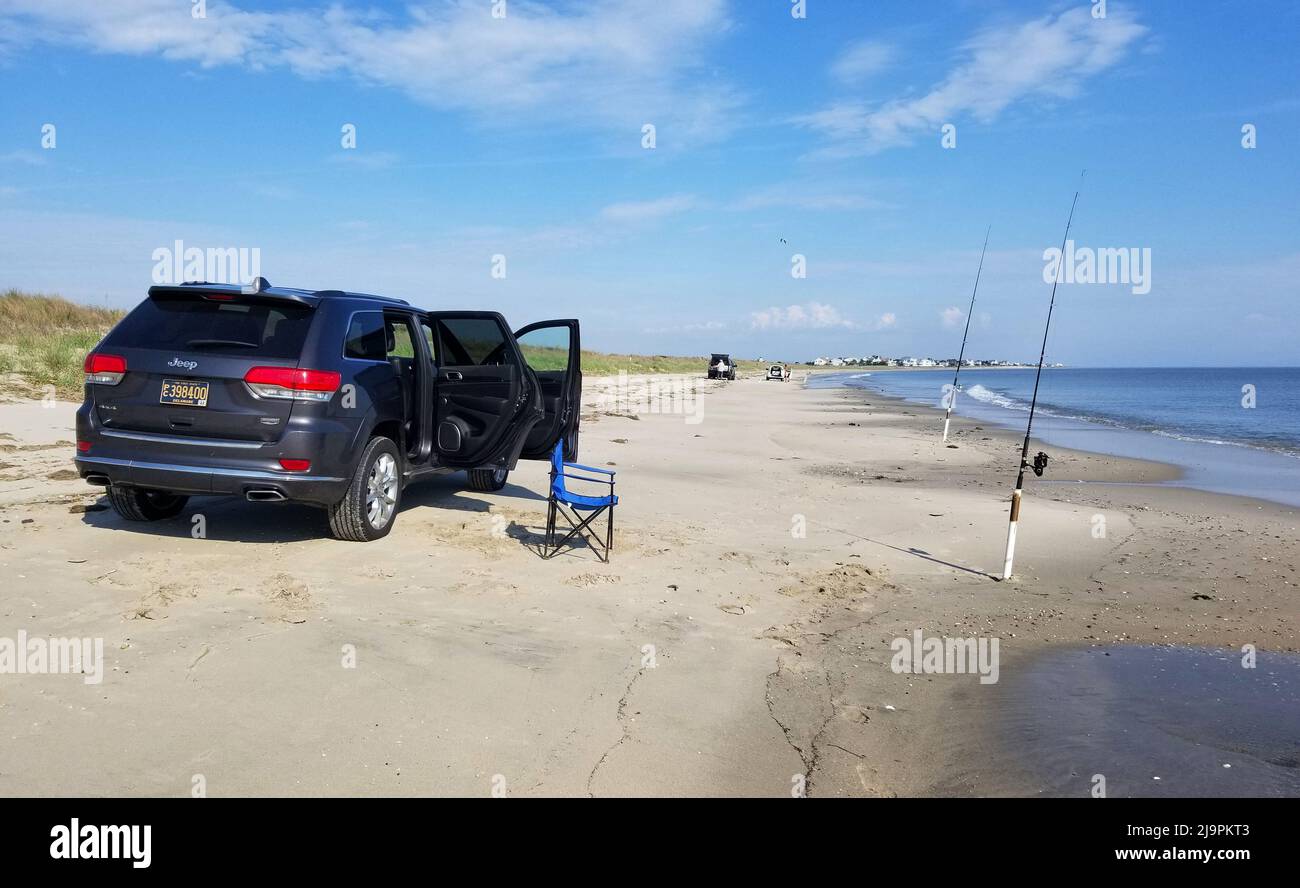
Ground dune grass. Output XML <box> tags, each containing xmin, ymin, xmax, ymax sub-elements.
<box><xmin>0</xmin><ymin>289</ymin><xmax>763</xmax><ymax>398</ymax></box>
<box><xmin>0</xmin><ymin>290</ymin><xmax>124</xmax><ymax>398</ymax></box>
<box><xmin>524</xmin><ymin>343</ymin><xmax>763</xmax><ymax>376</ymax></box>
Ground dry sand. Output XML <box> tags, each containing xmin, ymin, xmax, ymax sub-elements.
<box><xmin>0</xmin><ymin>373</ymin><xmax>1295</xmax><ymax>796</ymax></box>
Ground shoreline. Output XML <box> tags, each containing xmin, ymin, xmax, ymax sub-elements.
<box><xmin>820</xmin><ymin>381</ymin><xmax>1189</xmax><ymax>488</ymax></box>
<box><xmin>811</xmin><ymin>368</ymin><xmax>1300</xmax><ymax>509</ymax></box>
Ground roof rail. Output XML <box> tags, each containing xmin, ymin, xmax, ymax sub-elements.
<box><xmin>313</xmin><ymin>289</ymin><xmax>409</xmax><ymax>305</ymax></box>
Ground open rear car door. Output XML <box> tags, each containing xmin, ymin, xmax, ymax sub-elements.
<box><xmin>425</xmin><ymin>311</ymin><xmax>541</xmax><ymax>469</ymax></box>
<box><xmin>514</xmin><ymin>319</ymin><xmax>581</xmax><ymax>461</ymax></box>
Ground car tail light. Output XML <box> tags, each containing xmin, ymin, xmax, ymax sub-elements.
<box><xmin>244</xmin><ymin>367</ymin><xmax>341</xmax><ymax>402</ymax></box>
<box><xmin>84</xmin><ymin>353</ymin><xmax>126</xmax><ymax>385</ymax></box>
<box><xmin>76</xmin><ymin>440</ymin><xmax>92</xmax><ymax>453</ymax></box>
<box><xmin>278</xmin><ymin>458</ymin><xmax>311</xmax><ymax>472</ymax></box>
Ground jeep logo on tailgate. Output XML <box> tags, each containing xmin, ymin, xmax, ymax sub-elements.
<box><xmin>168</xmin><ymin>357</ymin><xmax>198</xmax><ymax>370</ymax></box>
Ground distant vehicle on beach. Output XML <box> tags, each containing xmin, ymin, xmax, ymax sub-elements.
<box><xmin>708</xmin><ymin>353</ymin><xmax>736</xmax><ymax>380</ymax></box>
<box><xmin>766</xmin><ymin>364</ymin><xmax>786</xmax><ymax>382</ymax></box>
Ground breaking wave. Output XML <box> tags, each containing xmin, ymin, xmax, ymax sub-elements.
<box><xmin>962</xmin><ymin>384</ymin><xmax>1028</xmax><ymax>412</ymax></box>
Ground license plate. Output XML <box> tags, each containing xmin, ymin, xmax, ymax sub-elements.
<box><xmin>160</xmin><ymin>379</ymin><xmax>210</xmax><ymax>407</ymax></box>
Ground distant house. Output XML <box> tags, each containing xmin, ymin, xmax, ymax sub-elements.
<box><xmin>813</xmin><ymin>357</ymin><xmax>829</xmax><ymax>366</ymax></box>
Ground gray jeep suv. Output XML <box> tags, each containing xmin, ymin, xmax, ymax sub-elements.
<box><xmin>75</xmin><ymin>280</ymin><xmax>581</xmax><ymax>541</ymax></box>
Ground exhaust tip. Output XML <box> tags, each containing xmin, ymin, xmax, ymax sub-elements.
<box><xmin>245</xmin><ymin>489</ymin><xmax>287</xmax><ymax>502</ymax></box>
<box><xmin>84</xmin><ymin>474</ymin><xmax>110</xmax><ymax>486</ymax></box>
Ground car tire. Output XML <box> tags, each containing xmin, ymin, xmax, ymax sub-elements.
<box><xmin>107</xmin><ymin>487</ymin><xmax>189</xmax><ymax>521</ymax></box>
<box><xmin>467</xmin><ymin>466</ymin><xmax>509</xmax><ymax>492</ymax></box>
<box><xmin>328</xmin><ymin>436</ymin><xmax>401</xmax><ymax>542</ymax></box>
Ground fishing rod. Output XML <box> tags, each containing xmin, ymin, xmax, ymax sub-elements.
<box><xmin>942</xmin><ymin>225</ymin><xmax>991</xmax><ymax>442</ymax></box>
<box><xmin>1001</xmin><ymin>176</ymin><xmax>1083</xmax><ymax>581</ymax></box>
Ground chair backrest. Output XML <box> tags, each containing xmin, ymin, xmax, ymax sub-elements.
<box><xmin>550</xmin><ymin>440</ymin><xmax>567</xmax><ymax>497</ymax></box>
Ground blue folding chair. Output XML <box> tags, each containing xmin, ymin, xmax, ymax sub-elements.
<box><xmin>544</xmin><ymin>441</ymin><xmax>617</xmax><ymax>562</ymax></box>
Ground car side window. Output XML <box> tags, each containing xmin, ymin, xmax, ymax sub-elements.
<box><xmin>420</xmin><ymin>320</ymin><xmax>438</xmax><ymax>364</ymax></box>
<box><xmin>516</xmin><ymin>325</ymin><xmax>570</xmax><ymax>372</ymax></box>
<box><xmin>345</xmin><ymin>311</ymin><xmax>386</xmax><ymax>361</ymax></box>
<box><xmin>436</xmin><ymin>318</ymin><xmax>514</xmax><ymax>366</ymax></box>
<box><xmin>386</xmin><ymin>317</ymin><xmax>415</xmax><ymax>358</ymax></box>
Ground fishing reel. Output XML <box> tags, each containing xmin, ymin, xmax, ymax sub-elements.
<box><xmin>1024</xmin><ymin>451</ymin><xmax>1050</xmax><ymax>477</ymax></box>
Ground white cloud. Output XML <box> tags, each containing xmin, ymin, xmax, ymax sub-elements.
<box><xmin>830</xmin><ymin>39</ymin><xmax>895</xmax><ymax>84</ymax></box>
<box><xmin>750</xmin><ymin>302</ymin><xmax>856</xmax><ymax>331</ymax></box>
<box><xmin>748</xmin><ymin>304</ymin><xmax>896</xmax><ymax>332</ymax></box>
<box><xmin>326</xmin><ymin>151</ymin><xmax>401</xmax><ymax>170</ymax></box>
<box><xmin>600</xmin><ymin>194</ymin><xmax>698</xmax><ymax>224</ymax></box>
<box><xmin>797</xmin><ymin>7</ymin><xmax>1146</xmax><ymax>156</ymax></box>
<box><xmin>731</xmin><ymin>182</ymin><xmax>888</xmax><ymax>212</ymax></box>
<box><xmin>0</xmin><ymin>0</ymin><xmax>738</xmax><ymax>143</ymax></box>
<box><xmin>0</xmin><ymin>150</ymin><xmax>48</xmax><ymax>166</ymax></box>
<box><xmin>941</xmin><ymin>306</ymin><xmax>963</xmax><ymax>329</ymax></box>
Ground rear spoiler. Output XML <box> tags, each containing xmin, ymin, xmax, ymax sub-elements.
<box><xmin>147</xmin><ymin>279</ymin><xmax>320</xmax><ymax>307</ymax></box>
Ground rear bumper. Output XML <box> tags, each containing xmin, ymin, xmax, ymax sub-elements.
<box><xmin>76</xmin><ymin>455</ymin><xmax>347</xmax><ymax>506</ymax></box>
<box><xmin>75</xmin><ymin>404</ymin><xmax>352</xmax><ymax>506</ymax></box>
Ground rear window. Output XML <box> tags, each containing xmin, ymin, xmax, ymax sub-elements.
<box><xmin>105</xmin><ymin>295</ymin><xmax>314</xmax><ymax>360</ymax></box>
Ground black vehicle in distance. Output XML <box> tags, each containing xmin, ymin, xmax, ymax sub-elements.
<box><xmin>707</xmin><ymin>353</ymin><xmax>736</xmax><ymax>380</ymax></box>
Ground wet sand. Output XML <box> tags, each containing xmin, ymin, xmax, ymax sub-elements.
<box><xmin>951</xmin><ymin>645</ymin><xmax>1300</xmax><ymax>798</ymax></box>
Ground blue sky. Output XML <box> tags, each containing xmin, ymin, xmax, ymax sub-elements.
<box><xmin>1</xmin><ymin>0</ymin><xmax>1297</xmax><ymax>365</ymax></box>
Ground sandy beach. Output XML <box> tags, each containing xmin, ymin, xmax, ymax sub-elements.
<box><xmin>1</xmin><ymin>372</ymin><xmax>1296</xmax><ymax>797</ymax></box>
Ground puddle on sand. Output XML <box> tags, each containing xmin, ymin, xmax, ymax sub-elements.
<box><xmin>930</xmin><ymin>645</ymin><xmax>1300</xmax><ymax>797</ymax></box>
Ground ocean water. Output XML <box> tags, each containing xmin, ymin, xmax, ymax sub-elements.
<box><xmin>809</xmin><ymin>367</ymin><xmax>1300</xmax><ymax>507</ymax></box>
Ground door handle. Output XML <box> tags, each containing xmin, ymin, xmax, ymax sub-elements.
<box><xmin>443</xmin><ymin>371</ymin><xmax>463</xmax><ymax>381</ymax></box>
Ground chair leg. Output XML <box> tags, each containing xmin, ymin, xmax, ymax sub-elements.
<box><xmin>545</xmin><ymin>499</ymin><xmax>556</xmax><ymax>558</ymax></box>
<box><xmin>549</xmin><ymin>505</ymin><xmax>612</xmax><ymax>561</ymax></box>
<box><xmin>606</xmin><ymin>507</ymin><xmax>614</xmax><ymax>559</ymax></box>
